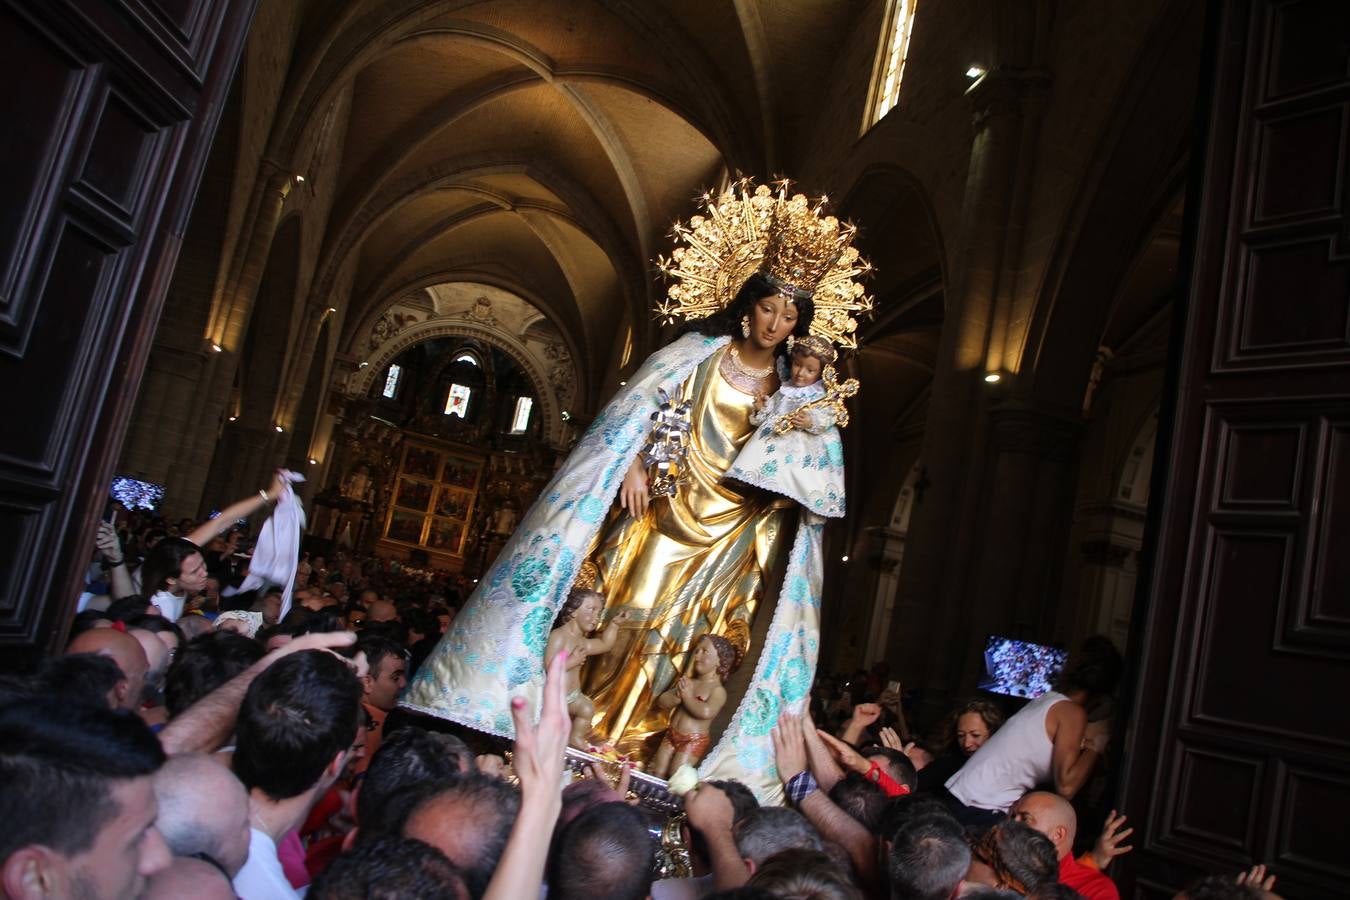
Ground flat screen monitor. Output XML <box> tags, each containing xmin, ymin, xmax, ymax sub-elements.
<box><xmin>109</xmin><ymin>475</ymin><xmax>165</xmax><ymax>511</ymax></box>
<box><xmin>977</xmin><ymin>635</ymin><xmax>1069</xmax><ymax>699</ymax></box>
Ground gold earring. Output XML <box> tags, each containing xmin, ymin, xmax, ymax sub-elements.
<box><xmin>741</xmin><ymin>315</ymin><xmax>751</xmax><ymax>338</ymax></box>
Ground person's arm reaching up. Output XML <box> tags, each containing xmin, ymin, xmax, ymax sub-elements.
<box><xmin>95</xmin><ymin>521</ymin><xmax>135</xmax><ymax>600</ymax></box>
<box><xmin>159</xmin><ymin>631</ymin><xmax>357</xmax><ymax>755</ymax></box>
<box><xmin>483</xmin><ymin>649</ymin><xmax>570</xmax><ymax>900</ymax></box>
<box><xmin>186</xmin><ymin>470</ymin><xmax>287</xmax><ymax>547</ymax></box>
<box><xmin>773</xmin><ymin>712</ymin><xmax>878</xmax><ymax>890</ymax></box>
<box><xmin>685</xmin><ymin>783</ymin><xmax>750</xmax><ymax>891</ymax></box>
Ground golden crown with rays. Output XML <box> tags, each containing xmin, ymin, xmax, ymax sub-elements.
<box><xmin>654</xmin><ymin>178</ymin><xmax>874</xmax><ymax>350</ymax></box>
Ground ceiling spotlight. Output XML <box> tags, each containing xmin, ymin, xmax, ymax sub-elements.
<box><xmin>966</xmin><ymin>65</ymin><xmax>987</xmax><ymax>79</ymax></box>
<box><xmin>294</xmin><ymin>174</ymin><xmax>306</xmax><ymax>183</ymax></box>
<box><xmin>327</xmin><ymin>306</ymin><xmax>336</xmax><ymax>313</ymax></box>
<box><xmin>227</xmin><ymin>415</ymin><xmax>237</xmax><ymax>422</ymax></box>
<box><xmin>359</xmin><ymin>361</ymin><xmax>370</xmax><ymax>369</ymax></box>
<box><xmin>274</xmin><ymin>425</ymin><xmax>284</xmax><ymax>433</ymax></box>
<box><xmin>210</xmin><ymin>342</ymin><xmax>222</xmax><ymax>352</ymax></box>
<box><xmin>560</xmin><ymin>410</ymin><xmax>571</xmax><ymax>421</ymax></box>
<box><xmin>841</xmin><ymin>555</ymin><xmax>850</xmax><ymax>563</ymax></box>
<box><xmin>984</xmin><ymin>372</ymin><xmax>1002</xmax><ymax>384</ymax></box>
<box><xmin>619</xmin><ymin>381</ymin><xmax>627</xmax><ymax>387</ymax></box>
<box><xmin>308</xmin><ymin>458</ymin><xmax>318</xmax><ymax>465</ymax></box>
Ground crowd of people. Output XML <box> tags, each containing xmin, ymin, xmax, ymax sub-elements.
<box><xmin>0</xmin><ymin>488</ymin><xmax>1285</xmax><ymax>900</ymax></box>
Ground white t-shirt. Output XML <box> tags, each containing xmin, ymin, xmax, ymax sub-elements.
<box><xmin>232</xmin><ymin>827</ymin><xmax>302</xmax><ymax>900</ymax></box>
<box><xmin>149</xmin><ymin>589</ymin><xmax>184</xmax><ymax>621</ymax></box>
<box><xmin>946</xmin><ymin>691</ymin><xmax>1068</xmax><ymax>812</ymax></box>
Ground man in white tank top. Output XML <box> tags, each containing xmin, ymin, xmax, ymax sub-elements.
<box><xmin>945</xmin><ymin>639</ymin><xmax>1121</xmax><ymax>817</ymax></box>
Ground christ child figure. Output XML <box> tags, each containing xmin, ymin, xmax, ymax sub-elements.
<box><xmin>751</xmin><ymin>335</ymin><xmax>836</xmax><ymax>434</ymax></box>
<box><xmin>545</xmin><ymin>587</ymin><xmax>629</xmax><ymax>749</ymax></box>
<box><xmin>649</xmin><ymin>633</ymin><xmax>741</xmax><ymax>778</ymax></box>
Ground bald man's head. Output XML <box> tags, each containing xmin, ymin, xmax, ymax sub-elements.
<box><xmin>153</xmin><ymin>754</ymin><xmax>252</xmax><ymax>877</ymax></box>
<box><xmin>1011</xmin><ymin>791</ymin><xmax>1077</xmax><ymax>859</ymax></box>
<box><xmin>144</xmin><ymin>856</ymin><xmax>236</xmax><ymax>900</ymax></box>
<box><xmin>404</xmin><ymin>774</ymin><xmax>519</xmax><ymax>898</ymax></box>
<box><xmin>65</xmin><ymin>627</ymin><xmax>149</xmax><ymax>710</ymax></box>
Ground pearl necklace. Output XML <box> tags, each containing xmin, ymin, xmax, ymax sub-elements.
<box><xmin>728</xmin><ymin>346</ymin><xmax>774</xmax><ymax>379</ymax></box>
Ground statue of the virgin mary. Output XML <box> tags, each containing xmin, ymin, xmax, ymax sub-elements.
<box><xmin>401</xmin><ymin>180</ymin><xmax>872</xmax><ymax>802</ymax></box>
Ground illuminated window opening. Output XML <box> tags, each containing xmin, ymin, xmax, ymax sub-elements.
<box><xmin>620</xmin><ymin>327</ymin><xmax>634</xmax><ymax>369</ymax></box>
<box><xmin>867</xmin><ymin>0</ymin><xmax>919</xmax><ymax>128</ymax></box>
<box><xmin>510</xmin><ymin>397</ymin><xmax>534</xmax><ymax>434</ymax></box>
<box><xmin>382</xmin><ymin>364</ymin><xmax>402</xmax><ymax>399</ymax></box>
<box><xmin>444</xmin><ymin>383</ymin><xmax>471</xmax><ymax>417</ymax></box>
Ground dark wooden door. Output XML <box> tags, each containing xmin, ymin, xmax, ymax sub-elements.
<box><xmin>0</xmin><ymin>0</ymin><xmax>255</xmax><ymax>664</ymax></box>
<box><xmin>1118</xmin><ymin>1</ymin><xmax>1350</xmax><ymax>897</ymax></box>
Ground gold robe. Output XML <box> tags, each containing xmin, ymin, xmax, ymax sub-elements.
<box><xmin>583</xmin><ymin>345</ymin><xmax>793</xmax><ymax>751</ymax></box>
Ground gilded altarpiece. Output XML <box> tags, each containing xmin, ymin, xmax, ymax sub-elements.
<box><xmin>378</xmin><ymin>438</ymin><xmax>485</xmax><ymax>564</ymax></box>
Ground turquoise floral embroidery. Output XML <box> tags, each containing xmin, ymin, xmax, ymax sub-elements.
<box><xmin>786</xmin><ymin>574</ymin><xmax>811</xmax><ymax>607</ymax></box>
<box><xmin>759</xmin><ymin>460</ymin><xmax>779</xmax><ymax>477</ymax></box>
<box><xmin>740</xmin><ymin>687</ymin><xmax>781</xmax><ymax>737</ymax></box>
<box><xmin>511</xmin><ymin>557</ymin><xmax>550</xmax><ymax>602</ymax></box>
<box><xmin>507</xmin><ymin>656</ymin><xmax>534</xmax><ymax>687</ymax></box>
<box><xmin>521</xmin><ymin>605</ymin><xmax>552</xmax><ymax>655</ymax></box>
<box><xmin>578</xmin><ymin>495</ymin><xmax>606</xmax><ymax>523</ymax></box>
<box><xmin>780</xmin><ymin>657</ymin><xmax>809</xmax><ymax>701</ymax></box>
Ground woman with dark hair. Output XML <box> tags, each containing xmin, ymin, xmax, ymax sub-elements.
<box><xmin>405</xmin><ymin>181</ymin><xmax>869</xmax><ymax>799</ymax></box>
<box><xmin>134</xmin><ymin>472</ymin><xmax>287</xmax><ymax>619</ymax></box>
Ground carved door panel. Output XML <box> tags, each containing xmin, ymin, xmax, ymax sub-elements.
<box><xmin>0</xmin><ymin>0</ymin><xmax>254</xmax><ymax>663</ymax></box>
<box><xmin>1119</xmin><ymin>1</ymin><xmax>1350</xmax><ymax>897</ymax></box>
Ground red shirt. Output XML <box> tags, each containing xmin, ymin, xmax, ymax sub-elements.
<box><xmin>1059</xmin><ymin>854</ymin><xmax>1119</xmax><ymax>900</ymax></box>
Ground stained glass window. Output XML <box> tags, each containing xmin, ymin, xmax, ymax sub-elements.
<box><xmin>869</xmin><ymin>0</ymin><xmax>918</xmax><ymax>126</ymax></box>
<box><xmin>444</xmin><ymin>383</ymin><xmax>471</xmax><ymax>417</ymax></box>
<box><xmin>510</xmin><ymin>396</ymin><xmax>533</xmax><ymax>433</ymax></box>
<box><xmin>382</xmin><ymin>364</ymin><xmax>402</xmax><ymax>399</ymax></box>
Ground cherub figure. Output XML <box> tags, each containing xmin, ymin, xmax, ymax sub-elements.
<box><xmin>545</xmin><ymin>587</ymin><xmax>629</xmax><ymax>749</ymax></box>
<box><xmin>649</xmin><ymin>633</ymin><xmax>741</xmax><ymax>778</ymax></box>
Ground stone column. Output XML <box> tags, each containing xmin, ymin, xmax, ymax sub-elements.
<box><xmin>170</xmin><ymin>162</ymin><xmax>293</xmax><ymax>516</ymax></box>
<box><xmin>958</xmin><ymin>405</ymin><xmax>1081</xmax><ymax>691</ymax></box>
<box><xmin>883</xmin><ymin>67</ymin><xmax>1051</xmax><ymax>714</ymax></box>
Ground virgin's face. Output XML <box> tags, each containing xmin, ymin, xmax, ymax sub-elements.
<box><xmin>956</xmin><ymin>712</ymin><xmax>990</xmax><ymax>755</ymax></box>
<box><xmin>747</xmin><ymin>294</ymin><xmax>799</xmax><ymax>351</ymax></box>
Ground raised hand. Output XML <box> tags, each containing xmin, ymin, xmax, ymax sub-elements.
<box><xmin>771</xmin><ymin>711</ymin><xmax>809</xmax><ymax>783</ymax></box>
<box><xmin>1091</xmin><ymin>809</ymin><xmax>1134</xmax><ymax>870</ymax></box>
<box><xmin>1236</xmin><ymin>863</ymin><xmax>1276</xmax><ymax>892</ymax></box>
<box><xmin>684</xmin><ymin>781</ymin><xmax>735</xmax><ymax>836</ymax></box>
<box><xmin>851</xmin><ymin>702</ymin><xmax>882</xmax><ymax>727</ymax></box>
<box><xmin>95</xmin><ymin>521</ymin><xmax>123</xmax><ymax>563</ymax></box>
<box><xmin>816</xmin><ymin>728</ymin><xmax>872</xmax><ymax>775</ymax></box>
<box><xmin>878</xmin><ymin>726</ymin><xmax>904</xmax><ymax>751</ymax></box>
<box><xmin>510</xmin><ymin>649</ymin><xmax>570</xmax><ymax>799</ymax></box>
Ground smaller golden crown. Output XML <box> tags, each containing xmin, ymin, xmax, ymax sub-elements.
<box><xmin>792</xmin><ymin>334</ymin><xmax>837</xmax><ymax>365</ymax></box>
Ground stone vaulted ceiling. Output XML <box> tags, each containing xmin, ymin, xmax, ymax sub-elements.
<box><xmin>264</xmin><ymin>0</ymin><xmax>859</xmax><ymax>403</ymax></box>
